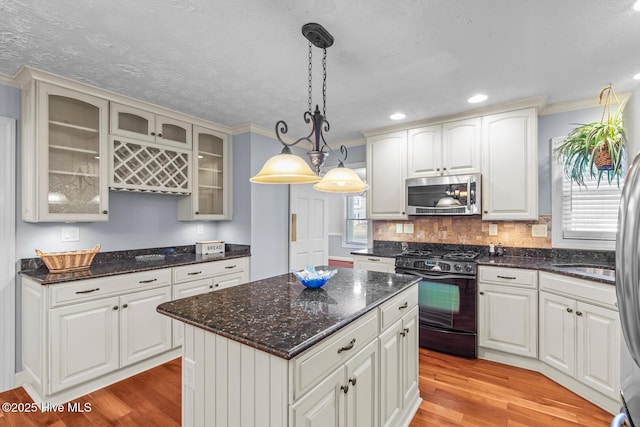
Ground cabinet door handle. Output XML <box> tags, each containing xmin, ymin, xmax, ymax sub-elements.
<box><xmin>349</xmin><ymin>377</ymin><xmax>357</xmax><ymax>386</ymax></box>
<box><xmin>398</xmin><ymin>302</ymin><xmax>408</xmax><ymax>310</ymax></box>
<box><xmin>158</xmin><ymin>133</ymin><xmax>163</xmax><ymax>138</ymax></box>
<box><xmin>340</xmin><ymin>385</ymin><xmax>349</xmax><ymax>394</ymax></box>
<box><xmin>139</xmin><ymin>278</ymin><xmax>158</xmax><ymax>284</ymax></box>
<box><xmin>209</xmin><ymin>285</ymin><xmax>214</xmax><ymax>289</ymax></box>
<box><xmin>497</xmin><ymin>275</ymin><xmax>517</xmax><ymax>280</ymax></box>
<box><xmin>76</xmin><ymin>288</ymin><xmax>100</xmax><ymax>294</ymax></box>
<box><xmin>225</xmin><ymin>265</ymin><xmax>236</xmax><ymax>269</ymax></box>
<box><xmin>400</xmin><ymin>331</ymin><xmax>406</xmax><ymax>337</ymax></box>
<box><xmin>436</xmin><ymin>168</ymin><xmax>440</xmax><ymax>171</ymax></box>
<box><xmin>337</xmin><ymin>339</ymin><xmax>356</xmax><ymax>354</ymax></box>
<box><xmin>102</xmin><ymin>210</ymin><xmax>108</xmax><ymax>214</ymax></box>
<box><xmin>576</xmin><ymin>311</ymin><xmax>583</xmax><ymax>316</ymax></box>
<box><xmin>566</xmin><ymin>307</ymin><xmax>573</xmax><ymax>313</ymax></box>
<box><xmin>187</xmin><ymin>271</ymin><xmax>202</xmax><ymax>276</ymax></box>
<box><xmin>122</xmin><ymin>304</ymin><xmax>128</xmax><ymax>309</ymax></box>
<box><xmin>404</xmin><ymin>327</ymin><xmax>410</xmax><ymax>334</ymax></box>
<box><xmin>368</xmin><ymin>258</ymin><xmax>380</xmax><ymax>262</ymax></box>
<box><xmin>150</xmin><ymin>132</ymin><xmax>156</xmax><ymax>136</ymax></box>
<box><xmin>113</xmin><ymin>306</ymin><xmax>119</xmax><ymax>311</ymax></box>
<box><xmin>484</xmin><ymin>210</ymin><xmax>488</xmax><ymax>214</ymax></box>
<box><xmin>291</xmin><ymin>213</ymin><xmax>297</xmax><ymax>242</ymax></box>
<box><xmin>479</xmin><ymin>291</ymin><xmax>484</xmax><ymax>295</ymax></box>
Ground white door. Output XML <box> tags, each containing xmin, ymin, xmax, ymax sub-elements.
<box><xmin>539</xmin><ymin>291</ymin><xmax>576</xmax><ymax>376</ymax></box>
<box><xmin>289</xmin><ymin>184</ymin><xmax>328</xmax><ymax>271</ymax></box>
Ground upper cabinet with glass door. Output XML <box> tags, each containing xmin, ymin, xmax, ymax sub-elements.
<box><xmin>178</xmin><ymin>125</ymin><xmax>231</xmax><ymax>220</ymax></box>
<box><xmin>20</xmin><ymin>80</ymin><xmax>109</xmax><ymax>222</ymax></box>
<box><xmin>110</xmin><ymin>102</ymin><xmax>192</xmax><ymax>149</ymax></box>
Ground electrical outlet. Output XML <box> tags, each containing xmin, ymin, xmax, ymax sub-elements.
<box><xmin>184</xmin><ymin>358</ymin><xmax>196</xmax><ymax>390</ymax></box>
<box><xmin>403</xmin><ymin>223</ymin><xmax>414</xmax><ymax>234</ymax></box>
<box><xmin>395</xmin><ymin>223</ymin><xmax>403</xmax><ymax>233</ymax></box>
<box><xmin>60</xmin><ymin>226</ymin><xmax>80</xmax><ymax>242</ymax></box>
<box><xmin>196</xmin><ymin>224</ymin><xmax>204</xmax><ymax>235</ymax></box>
<box><xmin>532</xmin><ymin>224</ymin><xmax>548</xmax><ymax>237</ymax></box>
<box><xmin>488</xmin><ymin>223</ymin><xmax>498</xmax><ymax>236</ymax></box>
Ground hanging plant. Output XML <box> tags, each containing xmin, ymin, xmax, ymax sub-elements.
<box><xmin>555</xmin><ymin>84</ymin><xmax>626</xmax><ymax>187</ymax></box>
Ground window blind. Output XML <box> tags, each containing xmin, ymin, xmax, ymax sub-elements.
<box><xmin>561</xmin><ymin>174</ymin><xmax>622</xmax><ymax>241</ymax></box>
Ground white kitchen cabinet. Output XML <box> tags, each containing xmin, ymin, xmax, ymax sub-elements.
<box><xmin>477</xmin><ymin>266</ymin><xmax>538</xmax><ymax>358</ymax></box>
<box><xmin>352</xmin><ymin>255</ymin><xmax>396</xmax><ymax>273</ymax></box>
<box><xmin>379</xmin><ymin>306</ymin><xmax>419</xmax><ymax>427</ymax></box>
<box><xmin>539</xmin><ymin>272</ymin><xmax>621</xmax><ymax>401</ymax></box>
<box><xmin>540</xmin><ymin>273</ymin><xmax>622</xmax><ymax>399</ymax></box>
<box><xmin>407</xmin><ymin>118</ymin><xmax>481</xmax><ymax>178</ymax></box>
<box><xmin>110</xmin><ymin>102</ymin><xmax>192</xmax><ymax>149</ymax></box>
<box><xmin>366</xmin><ymin>131</ymin><xmax>407</xmax><ymax>219</ymax></box>
<box><xmin>171</xmin><ymin>257</ymin><xmax>250</xmax><ymax>347</ymax></box>
<box><xmin>178</xmin><ymin>125</ymin><xmax>232</xmax><ymax>220</ymax></box>
<box><xmin>22</xmin><ymin>268</ymin><xmax>179</xmax><ymax>405</ymax></box>
<box><xmin>292</xmin><ymin>340</ymin><xmax>377</xmax><ymax>427</ymax></box>
<box><xmin>18</xmin><ymin>77</ymin><xmax>110</xmax><ymax>222</ymax></box>
<box><xmin>481</xmin><ymin>108</ymin><xmax>538</xmax><ymax>220</ymax></box>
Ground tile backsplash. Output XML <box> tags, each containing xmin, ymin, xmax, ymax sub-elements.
<box><xmin>373</xmin><ymin>215</ymin><xmax>552</xmax><ymax>249</ymax></box>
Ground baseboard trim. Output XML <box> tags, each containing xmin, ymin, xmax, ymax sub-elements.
<box><xmin>14</xmin><ymin>370</ymin><xmax>28</xmax><ymax>388</ymax></box>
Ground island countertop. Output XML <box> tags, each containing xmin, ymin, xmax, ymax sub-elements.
<box><xmin>157</xmin><ymin>267</ymin><xmax>419</xmax><ymax>359</ymax></box>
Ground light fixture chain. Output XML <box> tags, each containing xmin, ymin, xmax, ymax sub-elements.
<box><xmin>308</xmin><ymin>42</ymin><xmax>313</xmax><ymax>114</ymax></box>
<box><xmin>322</xmin><ymin>48</ymin><xmax>327</xmax><ymax>118</ymax></box>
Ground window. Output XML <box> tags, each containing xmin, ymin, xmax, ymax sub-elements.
<box><xmin>344</xmin><ymin>193</ymin><xmax>368</xmax><ymax>246</ymax></box>
<box><xmin>551</xmin><ymin>137</ymin><xmax>623</xmax><ymax>250</ymax></box>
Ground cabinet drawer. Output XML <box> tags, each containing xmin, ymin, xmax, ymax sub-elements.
<box><xmin>173</xmin><ymin>258</ymin><xmax>247</xmax><ymax>283</ymax></box>
<box><xmin>379</xmin><ymin>284</ymin><xmax>419</xmax><ymax>331</ymax></box>
<box><xmin>292</xmin><ymin>310</ymin><xmax>378</xmax><ymax>400</ymax></box>
<box><xmin>539</xmin><ymin>271</ymin><xmax>617</xmax><ymax>310</ymax></box>
<box><xmin>49</xmin><ymin>269</ymin><xmax>171</xmax><ymax>308</ymax></box>
<box><xmin>478</xmin><ymin>266</ymin><xmax>537</xmax><ymax>288</ymax></box>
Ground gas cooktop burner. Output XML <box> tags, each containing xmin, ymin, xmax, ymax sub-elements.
<box><xmin>399</xmin><ymin>249</ymin><xmax>479</xmax><ymax>261</ymax></box>
<box><xmin>443</xmin><ymin>250</ymin><xmax>480</xmax><ymax>261</ymax></box>
<box><xmin>402</xmin><ymin>250</ymin><xmax>432</xmax><ymax>257</ymax></box>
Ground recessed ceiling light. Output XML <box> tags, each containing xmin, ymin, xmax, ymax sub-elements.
<box><xmin>468</xmin><ymin>94</ymin><xmax>488</xmax><ymax>104</ymax></box>
<box><xmin>634</xmin><ymin>72</ymin><xmax>640</xmax><ymax>80</ymax></box>
<box><xmin>634</xmin><ymin>0</ymin><xmax>640</xmax><ymax>11</ymax></box>
<box><xmin>390</xmin><ymin>113</ymin><xmax>406</xmax><ymax>120</ymax></box>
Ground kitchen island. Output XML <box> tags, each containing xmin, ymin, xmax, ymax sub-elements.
<box><xmin>157</xmin><ymin>267</ymin><xmax>421</xmax><ymax>427</ymax></box>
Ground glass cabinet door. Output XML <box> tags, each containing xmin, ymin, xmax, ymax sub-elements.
<box><xmin>110</xmin><ymin>102</ymin><xmax>155</xmax><ymax>143</ymax></box>
<box><xmin>40</xmin><ymin>84</ymin><xmax>109</xmax><ymax>221</ymax></box>
<box><xmin>196</xmin><ymin>129</ymin><xmax>226</xmax><ymax>216</ymax></box>
<box><xmin>156</xmin><ymin>115</ymin><xmax>192</xmax><ymax>148</ymax></box>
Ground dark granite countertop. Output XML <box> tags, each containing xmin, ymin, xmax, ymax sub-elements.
<box><xmin>20</xmin><ymin>244</ymin><xmax>251</xmax><ymax>285</ymax></box>
<box><xmin>478</xmin><ymin>256</ymin><xmax>615</xmax><ymax>285</ymax></box>
<box><xmin>351</xmin><ymin>247</ymin><xmax>401</xmax><ymax>258</ymax></box>
<box><xmin>157</xmin><ymin>267</ymin><xmax>419</xmax><ymax>359</ymax></box>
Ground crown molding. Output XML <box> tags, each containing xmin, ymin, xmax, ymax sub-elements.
<box><xmin>361</xmin><ymin>96</ymin><xmax>547</xmax><ymax>137</ymax></box>
<box><xmin>539</xmin><ymin>91</ymin><xmax>631</xmax><ymax>116</ymax></box>
<box><xmin>0</xmin><ymin>72</ymin><xmax>19</xmax><ymax>88</ymax></box>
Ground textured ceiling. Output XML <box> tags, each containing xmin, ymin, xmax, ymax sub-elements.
<box><xmin>1</xmin><ymin>0</ymin><xmax>639</xmax><ymax>142</ymax></box>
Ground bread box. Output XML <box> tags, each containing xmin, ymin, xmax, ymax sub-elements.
<box><xmin>196</xmin><ymin>240</ymin><xmax>224</xmax><ymax>255</ymax></box>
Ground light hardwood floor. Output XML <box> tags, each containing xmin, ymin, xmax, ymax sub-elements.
<box><xmin>0</xmin><ymin>349</ymin><xmax>613</xmax><ymax>426</ymax></box>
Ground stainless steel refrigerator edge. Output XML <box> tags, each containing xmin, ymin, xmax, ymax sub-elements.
<box><xmin>614</xmin><ymin>152</ymin><xmax>640</xmax><ymax>427</ymax></box>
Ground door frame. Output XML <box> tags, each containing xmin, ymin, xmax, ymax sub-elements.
<box><xmin>288</xmin><ymin>183</ymin><xmax>328</xmax><ymax>271</ymax></box>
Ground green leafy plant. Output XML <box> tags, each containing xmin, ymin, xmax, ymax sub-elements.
<box><xmin>555</xmin><ymin>85</ymin><xmax>626</xmax><ymax>187</ymax></box>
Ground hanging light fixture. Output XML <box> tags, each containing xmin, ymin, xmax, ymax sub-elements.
<box><xmin>250</xmin><ymin>23</ymin><xmax>369</xmax><ymax>193</ymax></box>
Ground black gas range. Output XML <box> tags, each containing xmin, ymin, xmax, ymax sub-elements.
<box><xmin>395</xmin><ymin>249</ymin><xmax>479</xmax><ymax>358</ymax></box>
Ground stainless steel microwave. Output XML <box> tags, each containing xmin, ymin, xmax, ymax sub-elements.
<box><xmin>406</xmin><ymin>173</ymin><xmax>481</xmax><ymax>215</ymax></box>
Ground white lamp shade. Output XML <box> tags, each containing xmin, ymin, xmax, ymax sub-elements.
<box><xmin>250</xmin><ymin>153</ymin><xmax>321</xmax><ymax>184</ymax></box>
<box><xmin>313</xmin><ymin>166</ymin><xmax>370</xmax><ymax>193</ymax></box>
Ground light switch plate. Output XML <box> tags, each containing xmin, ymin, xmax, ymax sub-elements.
<box><xmin>488</xmin><ymin>223</ymin><xmax>498</xmax><ymax>236</ymax></box>
<box><xmin>403</xmin><ymin>223</ymin><xmax>414</xmax><ymax>234</ymax></box>
<box><xmin>396</xmin><ymin>224</ymin><xmax>403</xmax><ymax>233</ymax></box>
<box><xmin>532</xmin><ymin>224</ymin><xmax>548</xmax><ymax>237</ymax></box>
<box><xmin>196</xmin><ymin>224</ymin><xmax>204</xmax><ymax>235</ymax></box>
<box><xmin>60</xmin><ymin>226</ymin><xmax>80</xmax><ymax>242</ymax></box>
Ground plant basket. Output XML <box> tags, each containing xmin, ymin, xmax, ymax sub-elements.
<box><xmin>35</xmin><ymin>244</ymin><xmax>101</xmax><ymax>273</ymax></box>
<box><xmin>593</xmin><ymin>145</ymin><xmax>613</xmax><ymax>170</ymax></box>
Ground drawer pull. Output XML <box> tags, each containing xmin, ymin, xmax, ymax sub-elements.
<box><xmin>479</xmin><ymin>291</ymin><xmax>485</xmax><ymax>295</ymax></box>
<box><xmin>187</xmin><ymin>271</ymin><xmax>202</xmax><ymax>276</ymax></box>
<box><xmin>139</xmin><ymin>278</ymin><xmax>158</xmax><ymax>284</ymax></box>
<box><xmin>497</xmin><ymin>275</ymin><xmax>517</xmax><ymax>280</ymax></box>
<box><xmin>225</xmin><ymin>265</ymin><xmax>236</xmax><ymax>269</ymax></box>
<box><xmin>576</xmin><ymin>311</ymin><xmax>583</xmax><ymax>317</ymax></box>
<box><xmin>566</xmin><ymin>307</ymin><xmax>573</xmax><ymax>313</ymax></box>
<box><xmin>76</xmin><ymin>288</ymin><xmax>100</xmax><ymax>294</ymax></box>
<box><xmin>337</xmin><ymin>338</ymin><xmax>356</xmax><ymax>354</ymax></box>
<box><xmin>349</xmin><ymin>377</ymin><xmax>357</xmax><ymax>386</ymax></box>
<box><xmin>368</xmin><ymin>258</ymin><xmax>380</xmax><ymax>262</ymax></box>
<box><xmin>113</xmin><ymin>306</ymin><xmax>119</xmax><ymax>311</ymax></box>
<box><xmin>398</xmin><ymin>302</ymin><xmax>408</xmax><ymax>310</ymax></box>
<box><xmin>122</xmin><ymin>304</ymin><xmax>128</xmax><ymax>309</ymax></box>
<box><xmin>340</xmin><ymin>385</ymin><xmax>349</xmax><ymax>393</ymax></box>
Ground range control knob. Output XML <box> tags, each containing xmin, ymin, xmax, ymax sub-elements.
<box><xmin>464</xmin><ymin>264</ymin><xmax>474</xmax><ymax>273</ymax></box>
<box><xmin>454</xmin><ymin>264</ymin><xmax>462</xmax><ymax>271</ymax></box>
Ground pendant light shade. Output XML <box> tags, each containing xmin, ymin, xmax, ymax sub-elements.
<box><xmin>250</xmin><ymin>152</ymin><xmax>321</xmax><ymax>184</ymax></box>
<box><xmin>313</xmin><ymin>166</ymin><xmax>370</xmax><ymax>193</ymax></box>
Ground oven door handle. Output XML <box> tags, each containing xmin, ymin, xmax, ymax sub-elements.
<box><xmin>397</xmin><ymin>270</ymin><xmax>473</xmax><ymax>281</ymax></box>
